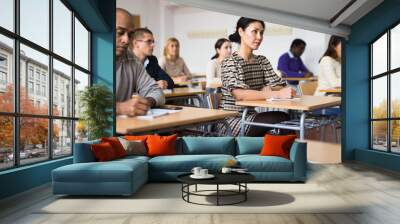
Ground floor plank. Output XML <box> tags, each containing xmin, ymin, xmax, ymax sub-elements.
<box><xmin>1</xmin><ymin>162</ymin><xmax>400</xmax><ymax>224</ymax></box>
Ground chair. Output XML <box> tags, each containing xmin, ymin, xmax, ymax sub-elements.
<box><xmin>299</xmin><ymin>80</ymin><xmax>318</xmax><ymax>95</ymax></box>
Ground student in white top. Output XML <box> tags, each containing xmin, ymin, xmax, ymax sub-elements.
<box><xmin>206</xmin><ymin>38</ymin><xmax>232</xmax><ymax>88</ymax></box>
<box><xmin>159</xmin><ymin>37</ymin><xmax>191</xmax><ymax>83</ymax></box>
<box><xmin>315</xmin><ymin>36</ymin><xmax>342</xmax><ymax>96</ymax></box>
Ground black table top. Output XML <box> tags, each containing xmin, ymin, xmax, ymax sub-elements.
<box><xmin>177</xmin><ymin>172</ymin><xmax>255</xmax><ymax>185</ymax></box>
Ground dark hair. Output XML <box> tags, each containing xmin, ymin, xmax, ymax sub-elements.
<box><xmin>132</xmin><ymin>27</ymin><xmax>153</xmax><ymax>40</ymax></box>
<box><xmin>290</xmin><ymin>39</ymin><xmax>306</xmax><ymax>49</ymax></box>
<box><xmin>211</xmin><ymin>38</ymin><xmax>230</xmax><ymax>60</ymax></box>
<box><xmin>228</xmin><ymin>17</ymin><xmax>265</xmax><ymax>43</ymax></box>
<box><xmin>320</xmin><ymin>35</ymin><xmax>342</xmax><ymax>62</ymax></box>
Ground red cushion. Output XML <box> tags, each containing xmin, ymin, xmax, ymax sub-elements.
<box><xmin>91</xmin><ymin>142</ymin><xmax>117</xmax><ymax>161</ymax></box>
<box><xmin>146</xmin><ymin>134</ymin><xmax>177</xmax><ymax>157</ymax></box>
<box><xmin>260</xmin><ymin>134</ymin><xmax>297</xmax><ymax>159</ymax></box>
<box><xmin>124</xmin><ymin>135</ymin><xmax>149</xmax><ymax>141</ymax></box>
<box><xmin>101</xmin><ymin>137</ymin><xmax>126</xmax><ymax>158</ymax></box>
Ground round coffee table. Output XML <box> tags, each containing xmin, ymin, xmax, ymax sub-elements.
<box><xmin>177</xmin><ymin>173</ymin><xmax>255</xmax><ymax>206</ymax></box>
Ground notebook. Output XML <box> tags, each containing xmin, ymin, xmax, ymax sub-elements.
<box><xmin>266</xmin><ymin>97</ymin><xmax>301</xmax><ymax>102</ymax></box>
<box><xmin>136</xmin><ymin>109</ymin><xmax>180</xmax><ymax>120</ymax></box>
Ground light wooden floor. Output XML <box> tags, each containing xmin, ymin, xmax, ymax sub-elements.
<box><xmin>1</xmin><ymin>162</ymin><xmax>400</xmax><ymax>224</ymax></box>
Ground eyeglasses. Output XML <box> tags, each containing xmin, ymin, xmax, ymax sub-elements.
<box><xmin>136</xmin><ymin>39</ymin><xmax>155</xmax><ymax>45</ymax></box>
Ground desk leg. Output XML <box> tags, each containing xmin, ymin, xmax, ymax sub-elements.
<box><xmin>300</xmin><ymin>112</ymin><xmax>306</xmax><ymax>141</ymax></box>
<box><xmin>239</xmin><ymin>108</ymin><xmax>248</xmax><ymax>136</ymax></box>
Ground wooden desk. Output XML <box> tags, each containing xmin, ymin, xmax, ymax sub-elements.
<box><xmin>116</xmin><ymin>106</ymin><xmax>238</xmax><ymax>134</ymax></box>
<box><xmin>283</xmin><ymin>77</ymin><xmax>317</xmax><ymax>81</ymax></box>
<box><xmin>164</xmin><ymin>88</ymin><xmax>206</xmax><ymax>107</ymax></box>
<box><xmin>236</xmin><ymin>95</ymin><xmax>341</xmax><ymax>140</ymax></box>
<box><xmin>164</xmin><ymin>88</ymin><xmax>205</xmax><ymax>98</ymax></box>
<box><xmin>319</xmin><ymin>88</ymin><xmax>342</xmax><ymax>94</ymax></box>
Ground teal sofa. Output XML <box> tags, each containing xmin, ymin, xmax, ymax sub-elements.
<box><xmin>52</xmin><ymin>137</ymin><xmax>307</xmax><ymax>196</ymax></box>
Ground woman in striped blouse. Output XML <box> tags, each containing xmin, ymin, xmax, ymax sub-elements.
<box><xmin>219</xmin><ymin>17</ymin><xmax>295</xmax><ymax>136</ymax></box>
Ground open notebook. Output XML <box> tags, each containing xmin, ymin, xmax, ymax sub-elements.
<box><xmin>136</xmin><ymin>108</ymin><xmax>181</xmax><ymax>120</ymax></box>
<box><xmin>266</xmin><ymin>97</ymin><xmax>301</xmax><ymax>102</ymax></box>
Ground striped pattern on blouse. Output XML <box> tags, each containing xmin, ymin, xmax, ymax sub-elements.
<box><xmin>220</xmin><ymin>52</ymin><xmax>286</xmax><ymax>113</ymax></box>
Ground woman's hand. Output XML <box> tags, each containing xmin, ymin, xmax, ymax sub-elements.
<box><xmin>263</xmin><ymin>86</ymin><xmax>295</xmax><ymax>99</ymax></box>
<box><xmin>277</xmin><ymin>87</ymin><xmax>296</xmax><ymax>98</ymax></box>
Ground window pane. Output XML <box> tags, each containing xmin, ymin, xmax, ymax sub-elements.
<box><xmin>391</xmin><ymin>72</ymin><xmax>400</xmax><ymax>118</ymax></box>
<box><xmin>74</xmin><ymin>69</ymin><xmax>89</xmax><ymax>118</ymax></box>
<box><xmin>53</xmin><ymin>119</ymin><xmax>72</xmax><ymax>158</ymax></box>
<box><xmin>372</xmin><ymin>77</ymin><xmax>387</xmax><ymax>119</ymax></box>
<box><xmin>20</xmin><ymin>0</ymin><xmax>49</xmax><ymax>49</ymax></box>
<box><xmin>75</xmin><ymin>18</ymin><xmax>89</xmax><ymax>70</ymax></box>
<box><xmin>75</xmin><ymin>120</ymin><xmax>88</xmax><ymax>143</ymax></box>
<box><xmin>372</xmin><ymin>33</ymin><xmax>387</xmax><ymax>76</ymax></box>
<box><xmin>0</xmin><ymin>35</ymin><xmax>14</xmax><ymax>112</ymax></box>
<box><xmin>53</xmin><ymin>0</ymin><xmax>72</xmax><ymax>60</ymax></box>
<box><xmin>53</xmin><ymin>59</ymin><xmax>72</xmax><ymax>117</ymax></box>
<box><xmin>391</xmin><ymin>120</ymin><xmax>400</xmax><ymax>153</ymax></box>
<box><xmin>20</xmin><ymin>44</ymin><xmax>49</xmax><ymax>115</ymax></box>
<box><xmin>391</xmin><ymin>24</ymin><xmax>400</xmax><ymax>70</ymax></box>
<box><xmin>0</xmin><ymin>0</ymin><xmax>14</xmax><ymax>31</ymax></box>
<box><xmin>20</xmin><ymin>117</ymin><xmax>49</xmax><ymax>165</ymax></box>
<box><xmin>372</xmin><ymin>121</ymin><xmax>388</xmax><ymax>151</ymax></box>
<box><xmin>0</xmin><ymin>116</ymin><xmax>14</xmax><ymax>170</ymax></box>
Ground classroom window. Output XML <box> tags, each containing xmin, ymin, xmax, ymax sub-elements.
<box><xmin>0</xmin><ymin>0</ymin><xmax>91</xmax><ymax>170</ymax></box>
<box><xmin>370</xmin><ymin>22</ymin><xmax>400</xmax><ymax>154</ymax></box>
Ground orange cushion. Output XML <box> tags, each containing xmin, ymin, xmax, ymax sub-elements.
<box><xmin>101</xmin><ymin>137</ymin><xmax>126</xmax><ymax>158</ymax></box>
<box><xmin>124</xmin><ymin>135</ymin><xmax>149</xmax><ymax>141</ymax></box>
<box><xmin>146</xmin><ymin>134</ymin><xmax>177</xmax><ymax>157</ymax></box>
<box><xmin>260</xmin><ymin>134</ymin><xmax>297</xmax><ymax>159</ymax></box>
<box><xmin>91</xmin><ymin>142</ymin><xmax>117</xmax><ymax>161</ymax></box>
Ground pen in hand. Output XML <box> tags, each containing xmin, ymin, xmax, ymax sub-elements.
<box><xmin>131</xmin><ymin>94</ymin><xmax>152</xmax><ymax>115</ymax></box>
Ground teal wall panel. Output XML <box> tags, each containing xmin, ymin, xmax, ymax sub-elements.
<box><xmin>345</xmin><ymin>0</ymin><xmax>400</xmax><ymax>172</ymax></box>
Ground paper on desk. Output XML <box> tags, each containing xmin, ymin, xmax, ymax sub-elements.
<box><xmin>136</xmin><ymin>108</ymin><xmax>180</xmax><ymax>120</ymax></box>
<box><xmin>266</xmin><ymin>97</ymin><xmax>301</xmax><ymax>102</ymax></box>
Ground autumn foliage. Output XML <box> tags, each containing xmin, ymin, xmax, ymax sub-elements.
<box><xmin>372</xmin><ymin>99</ymin><xmax>400</xmax><ymax>140</ymax></box>
<box><xmin>0</xmin><ymin>85</ymin><xmax>59</xmax><ymax>150</ymax></box>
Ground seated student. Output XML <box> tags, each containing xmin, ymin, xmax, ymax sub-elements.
<box><xmin>115</xmin><ymin>8</ymin><xmax>165</xmax><ymax>117</ymax></box>
<box><xmin>277</xmin><ymin>39</ymin><xmax>313</xmax><ymax>84</ymax></box>
<box><xmin>159</xmin><ymin>37</ymin><xmax>191</xmax><ymax>83</ymax></box>
<box><xmin>206</xmin><ymin>38</ymin><xmax>232</xmax><ymax>88</ymax></box>
<box><xmin>219</xmin><ymin>17</ymin><xmax>295</xmax><ymax>137</ymax></box>
<box><xmin>314</xmin><ymin>36</ymin><xmax>342</xmax><ymax>96</ymax></box>
<box><xmin>130</xmin><ymin>28</ymin><xmax>174</xmax><ymax>89</ymax></box>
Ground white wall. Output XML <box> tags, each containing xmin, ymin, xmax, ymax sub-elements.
<box><xmin>117</xmin><ymin>0</ymin><xmax>329</xmax><ymax>75</ymax></box>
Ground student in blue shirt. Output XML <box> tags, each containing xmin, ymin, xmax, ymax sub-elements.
<box><xmin>130</xmin><ymin>28</ymin><xmax>174</xmax><ymax>89</ymax></box>
<box><xmin>277</xmin><ymin>39</ymin><xmax>313</xmax><ymax>84</ymax></box>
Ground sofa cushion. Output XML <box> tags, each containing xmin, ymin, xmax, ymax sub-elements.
<box><xmin>149</xmin><ymin>154</ymin><xmax>235</xmax><ymax>172</ymax></box>
<box><xmin>179</xmin><ymin>137</ymin><xmax>235</xmax><ymax>155</ymax></box>
<box><xmin>260</xmin><ymin>134</ymin><xmax>297</xmax><ymax>159</ymax></box>
<box><xmin>124</xmin><ymin>135</ymin><xmax>149</xmax><ymax>141</ymax></box>
<box><xmin>236</xmin><ymin>155</ymin><xmax>293</xmax><ymax>172</ymax></box>
<box><xmin>91</xmin><ymin>142</ymin><xmax>118</xmax><ymax>162</ymax></box>
<box><xmin>236</xmin><ymin>137</ymin><xmax>263</xmax><ymax>155</ymax></box>
<box><xmin>118</xmin><ymin>137</ymin><xmax>147</xmax><ymax>156</ymax></box>
<box><xmin>147</xmin><ymin>134</ymin><xmax>177</xmax><ymax>157</ymax></box>
<box><xmin>101</xmin><ymin>137</ymin><xmax>126</xmax><ymax>158</ymax></box>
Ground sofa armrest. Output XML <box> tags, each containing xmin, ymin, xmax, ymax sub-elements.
<box><xmin>289</xmin><ymin>140</ymin><xmax>307</xmax><ymax>181</ymax></box>
<box><xmin>73</xmin><ymin>140</ymin><xmax>100</xmax><ymax>163</ymax></box>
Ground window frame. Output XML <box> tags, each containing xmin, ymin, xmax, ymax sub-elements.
<box><xmin>0</xmin><ymin>0</ymin><xmax>92</xmax><ymax>171</ymax></box>
<box><xmin>370</xmin><ymin>20</ymin><xmax>400</xmax><ymax>154</ymax></box>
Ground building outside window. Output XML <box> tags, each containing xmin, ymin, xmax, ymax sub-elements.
<box><xmin>28</xmin><ymin>81</ymin><xmax>34</xmax><ymax>94</ymax></box>
<box><xmin>370</xmin><ymin>23</ymin><xmax>400</xmax><ymax>154</ymax></box>
<box><xmin>0</xmin><ymin>0</ymin><xmax>91</xmax><ymax>170</ymax></box>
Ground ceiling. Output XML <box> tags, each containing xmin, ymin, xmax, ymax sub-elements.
<box><xmin>168</xmin><ymin>0</ymin><xmax>384</xmax><ymax>37</ymax></box>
